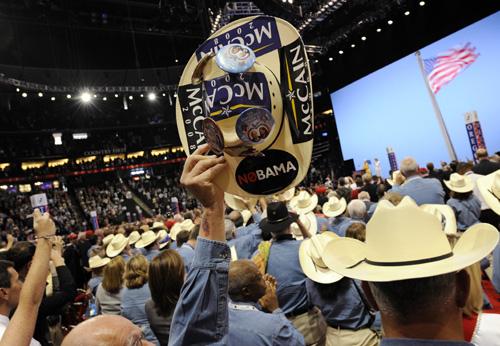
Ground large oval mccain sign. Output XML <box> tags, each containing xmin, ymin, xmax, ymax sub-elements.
<box><xmin>235</xmin><ymin>149</ymin><xmax>299</xmax><ymax>195</ymax></box>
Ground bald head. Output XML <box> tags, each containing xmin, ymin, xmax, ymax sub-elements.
<box><xmin>62</xmin><ymin>315</ymin><xmax>155</xmax><ymax>346</ymax></box>
<box><xmin>228</xmin><ymin>210</ymin><xmax>243</xmax><ymax>227</ymax></box>
<box><xmin>228</xmin><ymin>260</ymin><xmax>266</xmax><ymax>303</ymax></box>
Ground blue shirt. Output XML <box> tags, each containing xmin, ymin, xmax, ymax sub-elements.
<box><xmin>176</xmin><ymin>243</ymin><xmax>195</xmax><ymax>273</ymax></box>
<box><xmin>263</xmin><ymin>235</ymin><xmax>309</xmax><ymax>315</ymax></box>
<box><xmin>231</xmin><ymin>225</ymin><xmax>263</xmax><ymax>260</ymax></box>
<box><xmin>88</xmin><ymin>276</ymin><xmax>103</xmax><ymax>295</ymax></box>
<box><xmin>381</xmin><ymin>339</ymin><xmax>473</xmax><ymax>346</ymax></box>
<box><xmin>493</xmin><ymin>242</ymin><xmax>500</xmax><ymax>293</ymax></box>
<box><xmin>446</xmin><ymin>195</ymin><xmax>481</xmax><ymax>230</ymax></box>
<box><xmin>144</xmin><ymin>248</ymin><xmax>160</xmax><ymax>262</ymax></box>
<box><xmin>121</xmin><ymin>284</ymin><xmax>158</xmax><ymax>344</ymax></box>
<box><xmin>169</xmin><ymin>237</ymin><xmax>231</xmax><ymax>346</ymax></box>
<box><xmin>390</xmin><ymin>176</ymin><xmax>445</xmax><ymax>205</ymax></box>
<box><xmin>337</xmin><ymin>218</ymin><xmax>366</xmax><ymax>237</ymax></box>
<box><xmin>327</xmin><ymin>216</ymin><xmax>350</xmax><ymax>235</ymax></box>
<box><xmin>316</xmin><ymin>216</ymin><xmax>329</xmax><ymax>233</ymax></box>
<box><xmin>228</xmin><ymin>301</ymin><xmax>305</xmax><ymax>345</ymax></box>
<box><xmin>306</xmin><ymin>278</ymin><xmax>372</xmax><ymax>330</ymax></box>
<box><xmin>236</xmin><ymin>222</ymin><xmax>261</xmax><ymax>238</ymax></box>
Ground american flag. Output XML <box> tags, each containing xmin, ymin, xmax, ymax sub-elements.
<box><xmin>423</xmin><ymin>43</ymin><xmax>479</xmax><ymax>94</ymax></box>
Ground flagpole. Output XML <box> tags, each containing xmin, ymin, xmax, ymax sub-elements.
<box><xmin>415</xmin><ymin>50</ymin><xmax>458</xmax><ymax>161</ymax></box>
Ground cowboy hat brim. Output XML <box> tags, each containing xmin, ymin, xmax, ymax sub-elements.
<box><xmin>106</xmin><ymin>240</ymin><xmax>129</xmax><ymax>258</ymax></box>
<box><xmin>291</xmin><ymin>212</ymin><xmax>318</xmax><ymax>239</ymax></box>
<box><xmin>299</xmin><ymin>233</ymin><xmax>343</xmax><ymax>284</ymax></box>
<box><xmin>135</xmin><ymin>236</ymin><xmax>157</xmax><ymax>249</ymax></box>
<box><xmin>323</xmin><ymin>223</ymin><xmax>498</xmax><ymax>282</ymax></box>
<box><xmin>420</xmin><ymin>204</ymin><xmax>457</xmax><ymax>235</ymax></box>
<box><xmin>444</xmin><ymin>181</ymin><xmax>474</xmax><ymax>193</ymax></box>
<box><xmin>259</xmin><ymin>213</ymin><xmax>298</xmax><ymax>233</ymax></box>
<box><xmin>88</xmin><ymin>257</ymin><xmax>111</xmax><ymax>269</ymax></box>
<box><xmin>290</xmin><ymin>194</ymin><xmax>319</xmax><ymax>214</ymax></box>
<box><xmin>224</xmin><ymin>193</ymin><xmax>257</xmax><ymax>211</ymax></box>
<box><xmin>477</xmin><ymin>170</ymin><xmax>500</xmax><ymax>215</ymax></box>
<box><xmin>322</xmin><ymin>198</ymin><xmax>347</xmax><ymax>218</ymax></box>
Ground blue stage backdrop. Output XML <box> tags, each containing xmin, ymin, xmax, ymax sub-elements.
<box><xmin>331</xmin><ymin>11</ymin><xmax>500</xmax><ymax>177</ymax></box>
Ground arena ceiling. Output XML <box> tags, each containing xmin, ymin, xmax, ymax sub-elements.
<box><xmin>0</xmin><ymin>0</ymin><xmax>497</xmax><ymax>100</ymax></box>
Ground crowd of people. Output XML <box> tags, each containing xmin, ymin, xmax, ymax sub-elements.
<box><xmin>0</xmin><ymin>146</ymin><xmax>498</xmax><ymax>345</ymax></box>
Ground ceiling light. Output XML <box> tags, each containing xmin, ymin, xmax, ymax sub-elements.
<box><xmin>16</xmin><ymin>88</ymin><xmax>20</xmax><ymax>92</ymax></box>
<box><xmin>351</xmin><ymin>44</ymin><xmax>356</xmax><ymax>48</ymax></box>
<box><xmin>103</xmin><ymin>96</ymin><xmax>107</xmax><ymax>101</ymax></box>
<box><xmin>66</xmin><ymin>94</ymin><xmax>72</xmax><ymax>99</ymax></box>
<box><xmin>21</xmin><ymin>92</ymin><xmax>27</xmax><ymax>98</ymax></box>
<box><xmin>140</xmin><ymin>94</ymin><xmax>144</xmax><ymax>98</ymax></box>
<box><xmin>162</xmin><ymin>93</ymin><xmax>166</xmax><ymax>97</ymax></box>
<box><xmin>404</xmin><ymin>11</ymin><xmax>410</xmax><ymax>16</ymax></box>
<box><xmin>387</xmin><ymin>20</ymin><xmax>393</xmax><ymax>25</ymax></box>
<box><xmin>288</xmin><ymin>0</ymin><xmax>293</xmax><ymax>3</ymax></box>
<box><xmin>51</xmin><ymin>96</ymin><xmax>55</xmax><ymax>101</ymax></box>
<box><xmin>361</xmin><ymin>36</ymin><xmax>367</xmax><ymax>41</ymax></box>
<box><xmin>328</xmin><ymin>57</ymin><xmax>333</xmax><ymax>61</ymax></box>
<box><xmin>93</xmin><ymin>94</ymin><xmax>97</xmax><ymax>98</ymax></box>
<box><xmin>419</xmin><ymin>1</ymin><xmax>425</xmax><ymax>6</ymax></box>
<box><xmin>147</xmin><ymin>93</ymin><xmax>156</xmax><ymax>101</ymax></box>
<box><xmin>376</xmin><ymin>28</ymin><xmax>382</xmax><ymax>32</ymax></box>
<box><xmin>80</xmin><ymin>92</ymin><xmax>91</xmax><ymax>103</ymax></box>
<box><xmin>38</xmin><ymin>92</ymin><xmax>43</xmax><ymax>97</ymax></box>
<box><xmin>128</xmin><ymin>95</ymin><xmax>133</xmax><ymax>100</ymax></box>
<box><xmin>328</xmin><ymin>1</ymin><xmax>333</xmax><ymax>5</ymax></box>
<box><xmin>175</xmin><ymin>59</ymin><xmax>179</xmax><ymax>63</ymax></box>
<box><xmin>338</xmin><ymin>50</ymin><xmax>343</xmax><ymax>54</ymax></box>
<box><xmin>114</xmin><ymin>94</ymin><xmax>119</xmax><ymax>98</ymax></box>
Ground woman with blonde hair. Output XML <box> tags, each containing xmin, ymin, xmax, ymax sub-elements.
<box><xmin>95</xmin><ymin>256</ymin><xmax>125</xmax><ymax>315</ymax></box>
<box><xmin>146</xmin><ymin>250</ymin><xmax>185</xmax><ymax>345</ymax></box>
<box><xmin>121</xmin><ymin>255</ymin><xmax>158</xmax><ymax>345</ymax></box>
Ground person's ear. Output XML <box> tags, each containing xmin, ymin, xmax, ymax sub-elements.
<box><xmin>455</xmin><ymin>269</ymin><xmax>470</xmax><ymax>308</ymax></box>
<box><xmin>0</xmin><ymin>288</ymin><xmax>8</xmax><ymax>301</ymax></box>
<box><xmin>361</xmin><ymin>281</ymin><xmax>379</xmax><ymax>311</ymax></box>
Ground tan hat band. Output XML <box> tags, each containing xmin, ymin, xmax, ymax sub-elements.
<box><xmin>348</xmin><ymin>251</ymin><xmax>453</xmax><ymax>269</ymax></box>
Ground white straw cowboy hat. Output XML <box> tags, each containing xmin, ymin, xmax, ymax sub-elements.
<box><xmin>224</xmin><ymin>193</ymin><xmax>257</xmax><ymax>211</ymax></box>
<box><xmin>444</xmin><ymin>173</ymin><xmax>474</xmax><ymax>193</ymax></box>
<box><xmin>420</xmin><ymin>204</ymin><xmax>457</xmax><ymax>235</ymax></box>
<box><xmin>106</xmin><ymin>233</ymin><xmax>129</xmax><ymax>258</ymax></box>
<box><xmin>128</xmin><ymin>231</ymin><xmax>141</xmax><ymax>245</ymax></box>
<box><xmin>102</xmin><ymin>234</ymin><xmax>114</xmax><ymax>247</ymax></box>
<box><xmin>323</xmin><ymin>197</ymin><xmax>498</xmax><ymax>282</ymax></box>
<box><xmin>176</xmin><ymin>16</ymin><xmax>313</xmax><ymax>197</ymax></box>
<box><xmin>170</xmin><ymin>219</ymin><xmax>196</xmax><ymax>242</ymax></box>
<box><xmin>156</xmin><ymin>229</ymin><xmax>170</xmax><ymax>249</ymax></box>
<box><xmin>151</xmin><ymin>221</ymin><xmax>166</xmax><ymax>231</ymax></box>
<box><xmin>88</xmin><ymin>255</ymin><xmax>110</xmax><ymax>269</ymax></box>
<box><xmin>290</xmin><ymin>212</ymin><xmax>317</xmax><ymax>240</ymax></box>
<box><xmin>299</xmin><ymin>232</ymin><xmax>343</xmax><ymax>284</ymax></box>
<box><xmin>241</xmin><ymin>209</ymin><xmax>252</xmax><ymax>227</ymax></box>
<box><xmin>387</xmin><ymin>170</ymin><xmax>403</xmax><ymax>186</ymax></box>
<box><xmin>477</xmin><ymin>169</ymin><xmax>500</xmax><ymax>215</ymax></box>
<box><xmin>135</xmin><ymin>231</ymin><xmax>158</xmax><ymax>249</ymax></box>
<box><xmin>290</xmin><ymin>191</ymin><xmax>318</xmax><ymax>214</ymax></box>
<box><xmin>322</xmin><ymin>197</ymin><xmax>347</xmax><ymax>218</ymax></box>
<box><xmin>273</xmin><ymin>187</ymin><xmax>296</xmax><ymax>202</ymax></box>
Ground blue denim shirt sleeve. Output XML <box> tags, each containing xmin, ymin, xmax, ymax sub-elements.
<box><xmin>169</xmin><ymin>237</ymin><xmax>231</xmax><ymax>346</ymax></box>
<box><xmin>492</xmin><ymin>242</ymin><xmax>500</xmax><ymax>294</ymax></box>
<box><xmin>272</xmin><ymin>309</ymin><xmax>306</xmax><ymax>346</ymax></box>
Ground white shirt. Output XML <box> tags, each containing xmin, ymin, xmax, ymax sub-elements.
<box><xmin>465</xmin><ymin>171</ymin><xmax>488</xmax><ymax>210</ymax></box>
<box><xmin>0</xmin><ymin>314</ymin><xmax>41</xmax><ymax>346</ymax></box>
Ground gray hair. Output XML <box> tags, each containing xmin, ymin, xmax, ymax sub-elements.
<box><xmin>347</xmin><ymin>199</ymin><xmax>366</xmax><ymax>218</ymax></box>
<box><xmin>358</xmin><ymin>191</ymin><xmax>371</xmax><ymax>202</ymax></box>
<box><xmin>224</xmin><ymin>219</ymin><xmax>236</xmax><ymax>241</ymax></box>
<box><xmin>400</xmin><ymin>157</ymin><xmax>419</xmax><ymax>177</ymax></box>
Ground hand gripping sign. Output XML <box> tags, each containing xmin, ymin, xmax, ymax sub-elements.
<box><xmin>176</xmin><ymin>16</ymin><xmax>314</xmax><ymax>197</ymax></box>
